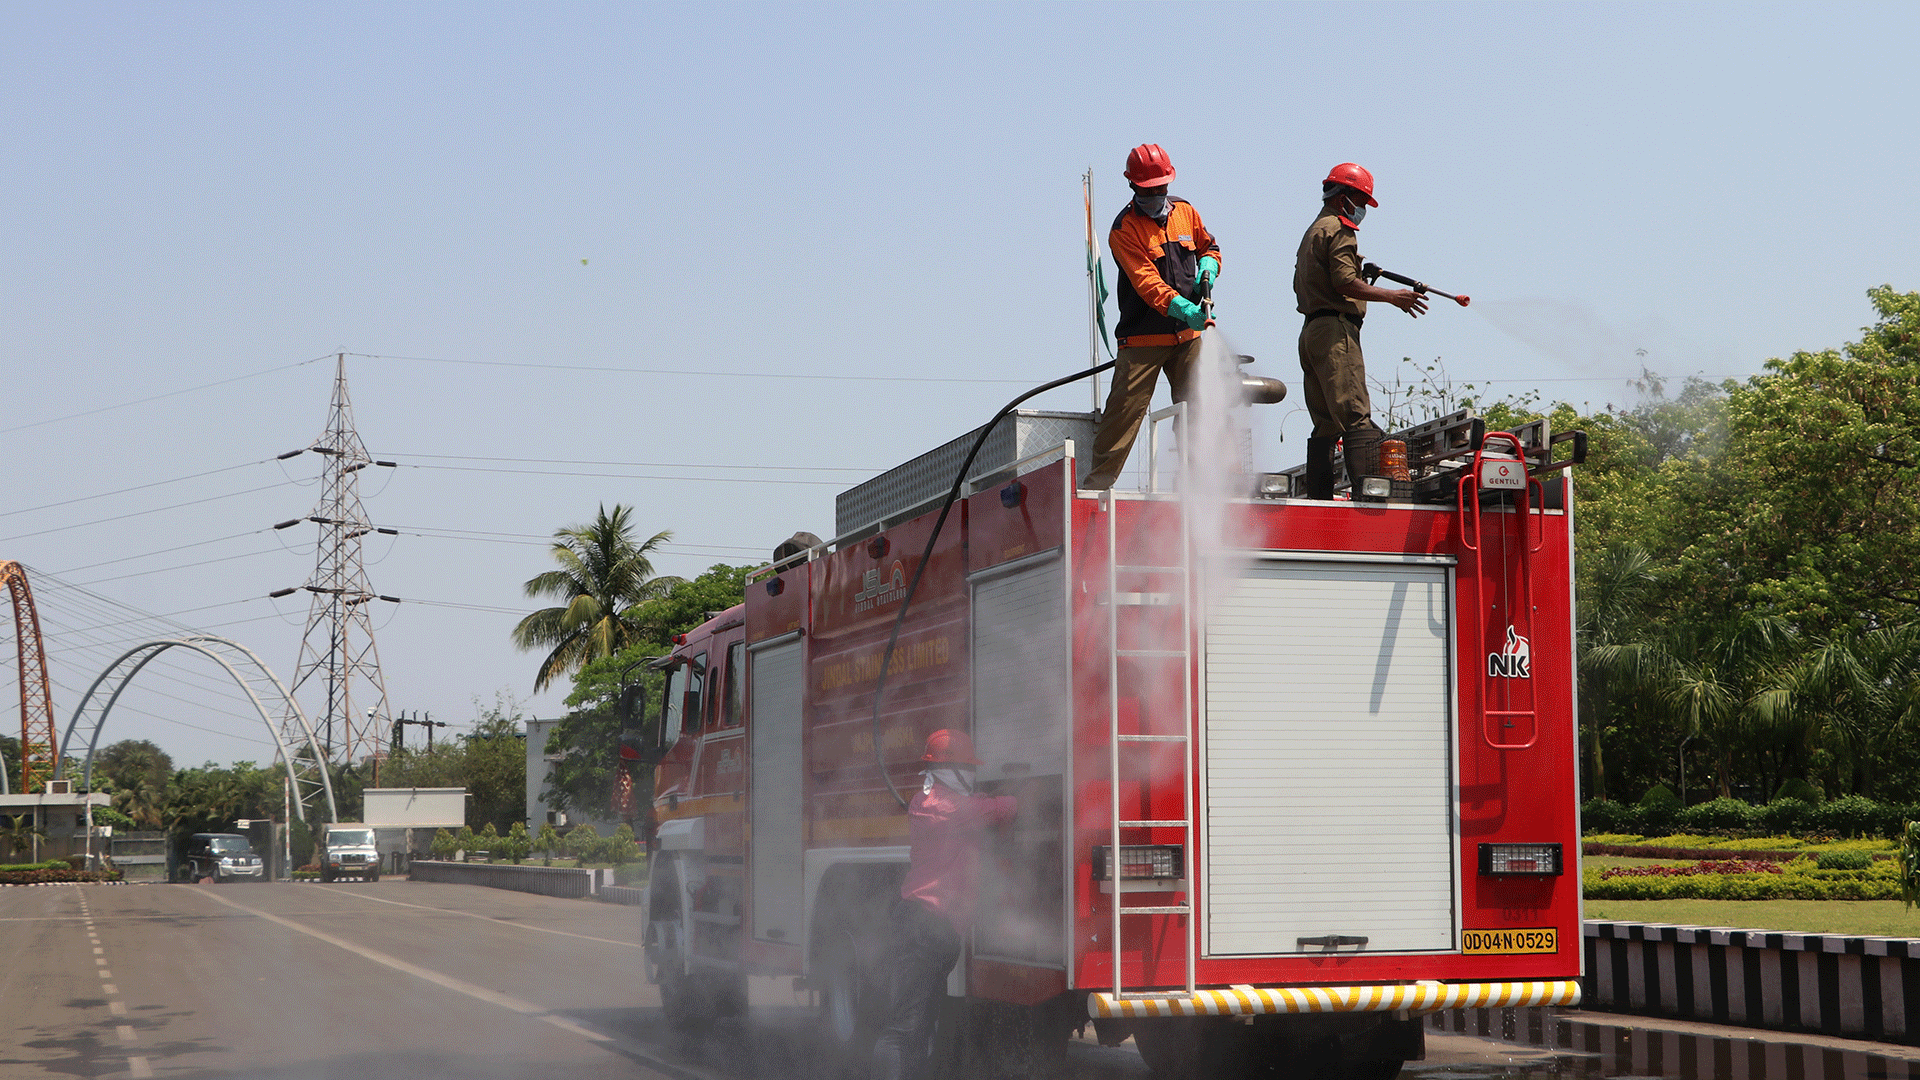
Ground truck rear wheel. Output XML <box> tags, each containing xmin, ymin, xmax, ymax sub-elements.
<box><xmin>1132</xmin><ymin>1017</ymin><xmax>1252</xmax><ymax>1079</ymax></box>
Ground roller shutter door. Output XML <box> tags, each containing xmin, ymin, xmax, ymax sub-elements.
<box><xmin>1203</xmin><ymin>560</ymin><xmax>1455</xmax><ymax>956</ymax></box>
<box><xmin>749</xmin><ymin>639</ymin><xmax>804</xmax><ymax>945</ymax></box>
<box><xmin>970</xmin><ymin>554</ymin><xmax>1067</xmax><ymax>965</ymax></box>
<box><xmin>971</xmin><ymin>555</ymin><xmax>1068</xmax><ymax>782</ymax></box>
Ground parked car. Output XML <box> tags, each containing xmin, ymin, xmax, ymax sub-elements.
<box><xmin>178</xmin><ymin>833</ymin><xmax>265</xmax><ymax>883</ymax></box>
<box><xmin>319</xmin><ymin>824</ymin><xmax>379</xmax><ymax>882</ymax></box>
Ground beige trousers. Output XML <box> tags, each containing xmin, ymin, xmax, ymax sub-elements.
<box><xmin>1084</xmin><ymin>339</ymin><xmax>1201</xmax><ymax>489</ymax></box>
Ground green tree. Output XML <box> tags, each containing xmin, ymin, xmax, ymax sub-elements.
<box><xmin>536</xmin><ymin>822</ymin><xmax>562</xmax><ymax>866</ymax></box>
<box><xmin>462</xmin><ymin>696</ymin><xmax>528</xmax><ymax>833</ymax></box>
<box><xmin>500</xmin><ymin>821</ymin><xmax>532</xmax><ymax>864</ymax></box>
<box><xmin>95</xmin><ymin>740</ymin><xmax>175</xmax><ymax>829</ymax></box>
<box><xmin>565</xmin><ymin>823</ymin><xmax>600</xmax><ymax>864</ymax></box>
<box><xmin>379</xmin><ymin>692</ymin><xmax>527</xmax><ymax>832</ymax></box>
<box><xmin>512</xmin><ymin>505</ymin><xmax>681</xmax><ymax>691</ymax></box>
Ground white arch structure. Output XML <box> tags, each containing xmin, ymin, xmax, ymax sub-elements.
<box><xmin>59</xmin><ymin>635</ymin><xmax>339</xmax><ymax>823</ymax></box>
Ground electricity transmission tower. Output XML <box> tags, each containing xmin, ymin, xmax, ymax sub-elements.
<box><xmin>279</xmin><ymin>355</ymin><xmax>396</xmax><ymax>767</ymax></box>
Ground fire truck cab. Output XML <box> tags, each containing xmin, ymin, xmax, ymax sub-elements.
<box><xmin>637</xmin><ymin>407</ymin><xmax>1586</xmax><ymax>1079</ymax></box>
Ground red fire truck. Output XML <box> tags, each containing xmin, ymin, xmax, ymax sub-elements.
<box><xmin>635</xmin><ymin>406</ymin><xmax>1587</xmax><ymax>1079</ymax></box>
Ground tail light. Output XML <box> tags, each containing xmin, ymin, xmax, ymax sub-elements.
<box><xmin>1478</xmin><ymin>843</ymin><xmax>1563</xmax><ymax>876</ymax></box>
<box><xmin>1093</xmin><ymin>844</ymin><xmax>1183</xmax><ymax>881</ymax></box>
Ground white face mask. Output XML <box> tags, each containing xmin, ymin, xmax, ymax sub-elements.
<box><xmin>1133</xmin><ymin>193</ymin><xmax>1170</xmax><ymax>220</ymax></box>
<box><xmin>923</xmin><ymin>766</ymin><xmax>976</xmax><ymax>796</ymax></box>
<box><xmin>1344</xmin><ymin>199</ymin><xmax>1367</xmax><ymax>226</ymax></box>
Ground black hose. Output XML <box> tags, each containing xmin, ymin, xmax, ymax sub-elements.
<box><xmin>870</xmin><ymin>360</ymin><xmax>1117</xmax><ymax>808</ymax></box>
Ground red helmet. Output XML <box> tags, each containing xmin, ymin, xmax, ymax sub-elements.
<box><xmin>1124</xmin><ymin>143</ymin><xmax>1176</xmax><ymax>187</ymax></box>
<box><xmin>921</xmin><ymin>729</ymin><xmax>980</xmax><ymax>767</ymax></box>
<box><xmin>1322</xmin><ymin>162</ymin><xmax>1379</xmax><ymax>207</ymax></box>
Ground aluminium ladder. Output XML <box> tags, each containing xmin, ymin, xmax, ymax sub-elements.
<box><xmin>1103</xmin><ymin>401</ymin><xmax>1197</xmax><ymax>1000</ymax></box>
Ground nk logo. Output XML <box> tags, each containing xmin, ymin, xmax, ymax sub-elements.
<box><xmin>1488</xmin><ymin>625</ymin><xmax>1532</xmax><ymax>679</ymax></box>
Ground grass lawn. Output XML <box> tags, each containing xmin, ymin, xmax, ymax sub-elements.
<box><xmin>1584</xmin><ymin>898</ymin><xmax>1920</xmax><ymax>938</ymax></box>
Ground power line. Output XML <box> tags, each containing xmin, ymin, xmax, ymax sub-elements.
<box><xmin>0</xmin><ymin>354</ymin><xmax>331</xmax><ymax>437</ymax></box>
<box><xmin>355</xmin><ymin>352</ymin><xmax>1033</xmax><ymax>386</ymax></box>
<box><xmin>0</xmin><ymin>482</ymin><xmax>294</xmax><ymax>543</ymax></box>
<box><xmin>386</xmin><ymin>452</ymin><xmax>882</xmax><ymax>474</ymax></box>
<box><xmin>47</xmin><ymin>531</ymin><xmax>266</xmax><ymax>575</ymax></box>
<box><xmin>397</xmin><ymin>462</ymin><xmax>852</xmax><ymax>486</ymax></box>
<box><xmin>70</xmin><ymin>546</ymin><xmax>279</xmax><ymax>587</ymax></box>
<box><xmin>0</xmin><ymin>460</ymin><xmax>270</xmax><ymax>519</ymax></box>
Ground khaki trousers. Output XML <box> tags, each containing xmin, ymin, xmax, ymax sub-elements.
<box><xmin>1085</xmin><ymin>339</ymin><xmax>1201</xmax><ymax>488</ymax></box>
<box><xmin>1297</xmin><ymin>316</ymin><xmax>1378</xmax><ymax>438</ymax></box>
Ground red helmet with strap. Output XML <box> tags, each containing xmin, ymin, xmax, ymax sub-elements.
<box><xmin>1124</xmin><ymin>143</ymin><xmax>1176</xmax><ymax>187</ymax></box>
<box><xmin>921</xmin><ymin>729</ymin><xmax>980</xmax><ymax>767</ymax></box>
<box><xmin>1323</xmin><ymin>162</ymin><xmax>1379</xmax><ymax>207</ymax></box>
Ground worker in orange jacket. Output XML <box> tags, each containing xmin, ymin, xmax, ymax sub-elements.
<box><xmin>1083</xmin><ymin>143</ymin><xmax>1220</xmax><ymax>491</ymax></box>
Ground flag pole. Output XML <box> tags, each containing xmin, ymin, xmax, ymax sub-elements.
<box><xmin>1085</xmin><ymin>169</ymin><xmax>1101</xmax><ymax>411</ymax></box>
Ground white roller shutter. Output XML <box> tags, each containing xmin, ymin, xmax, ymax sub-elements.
<box><xmin>1203</xmin><ymin>560</ymin><xmax>1456</xmax><ymax>956</ymax></box>
<box><xmin>970</xmin><ymin>553</ymin><xmax>1068</xmax><ymax>966</ymax></box>
<box><xmin>970</xmin><ymin>555</ymin><xmax>1068</xmax><ymax>783</ymax></box>
<box><xmin>749</xmin><ymin>638</ymin><xmax>804</xmax><ymax>945</ymax></box>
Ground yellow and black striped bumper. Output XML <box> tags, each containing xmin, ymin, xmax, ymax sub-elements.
<box><xmin>1088</xmin><ymin>979</ymin><xmax>1582</xmax><ymax>1019</ymax></box>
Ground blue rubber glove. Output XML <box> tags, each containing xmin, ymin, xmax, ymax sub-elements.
<box><xmin>1198</xmin><ymin>255</ymin><xmax>1220</xmax><ymax>288</ymax></box>
<box><xmin>1167</xmin><ymin>295</ymin><xmax>1208</xmax><ymax>330</ymax></box>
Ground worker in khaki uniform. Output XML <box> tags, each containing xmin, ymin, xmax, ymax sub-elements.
<box><xmin>1294</xmin><ymin>163</ymin><xmax>1427</xmax><ymax>499</ymax></box>
<box><xmin>1084</xmin><ymin>143</ymin><xmax>1220</xmax><ymax>491</ymax></box>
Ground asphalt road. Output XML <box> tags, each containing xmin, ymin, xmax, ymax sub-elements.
<box><xmin>0</xmin><ymin>879</ymin><xmax>693</xmax><ymax>1080</ymax></box>
<box><xmin>6</xmin><ymin>882</ymin><xmax>1916</xmax><ymax>1080</ymax></box>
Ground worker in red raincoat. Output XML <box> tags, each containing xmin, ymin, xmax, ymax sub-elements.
<box><xmin>871</xmin><ymin>729</ymin><xmax>1016</xmax><ymax>1080</ymax></box>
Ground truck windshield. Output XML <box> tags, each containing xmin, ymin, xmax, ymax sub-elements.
<box><xmin>210</xmin><ymin>837</ymin><xmax>252</xmax><ymax>853</ymax></box>
<box><xmin>328</xmin><ymin>829</ymin><xmax>375</xmax><ymax>846</ymax></box>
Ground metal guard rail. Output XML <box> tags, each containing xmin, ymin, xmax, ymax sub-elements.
<box><xmin>1089</xmin><ymin>979</ymin><xmax>1582</xmax><ymax>1019</ymax></box>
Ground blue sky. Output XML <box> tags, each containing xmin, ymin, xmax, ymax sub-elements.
<box><xmin>3</xmin><ymin>3</ymin><xmax>1915</xmax><ymax>772</ymax></box>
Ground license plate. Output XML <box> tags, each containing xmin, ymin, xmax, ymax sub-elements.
<box><xmin>1462</xmin><ymin>928</ymin><xmax>1557</xmax><ymax>954</ymax></box>
<box><xmin>1480</xmin><ymin>458</ymin><xmax>1526</xmax><ymax>490</ymax></box>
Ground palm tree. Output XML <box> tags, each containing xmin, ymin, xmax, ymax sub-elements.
<box><xmin>1</xmin><ymin>815</ymin><xmax>49</xmax><ymax>862</ymax></box>
<box><xmin>1762</xmin><ymin>622</ymin><xmax>1920</xmax><ymax>799</ymax></box>
<box><xmin>1577</xmin><ymin>545</ymin><xmax>1662</xmax><ymax>803</ymax></box>
<box><xmin>512</xmin><ymin>505</ymin><xmax>681</xmax><ymax>691</ymax></box>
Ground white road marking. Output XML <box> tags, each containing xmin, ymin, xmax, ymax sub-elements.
<box><xmin>312</xmin><ymin>887</ymin><xmax>645</xmax><ymax>950</ymax></box>
<box><xmin>94</xmin><ymin>946</ymin><xmax>103</xmax><ymax>954</ymax></box>
<box><xmin>96</xmin><ymin>957</ymin><xmax>107</xmax><ymax>965</ymax></box>
<box><xmin>129</xmin><ymin>1056</ymin><xmax>153</xmax><ymax>1078</ymax></box>
<box><xmin>103</xmin><ymin>984</ymin><xmax>118</xmax><ymax>994</ymax></box>
<box><xmin>116</xmin><ymin>1024</ymin><xmax>136</xmax><ymax>1043</ymax></box>
<box><xmin>192</xmin><ymin>889</ymin><xmax>710</xmax><ymax>1080</ymax></box>
<box><xmin>110</xmin><ymin>1001</ymin><xmax>127</xmax><ymax>1016</ymax></box>
<box><xmin>98</xmin><ymin>970</ymin><xmax>112</xmax><ymax>979</ymax></box>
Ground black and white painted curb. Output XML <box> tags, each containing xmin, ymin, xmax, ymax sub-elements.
<box><xmin>1584</xmin><ymin>920</ymin><xmax>1920</xmax><ymax>1045</ymax></box>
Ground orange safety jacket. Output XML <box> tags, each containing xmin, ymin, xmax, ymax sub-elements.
<box><xmin>1109</xmin><ymin>198</ymin><xmax>1220</xmax><ymax>349</ymax></box>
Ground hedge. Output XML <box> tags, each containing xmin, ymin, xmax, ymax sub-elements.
<box><xmin>1583</xmin><ymin>795</ymin><xmax>1920</xmax><ymax>840</ymax></box>
<box><xmin>0</xmin><ymin>867</ymin><xmax>123</xmax><ymax>885</ymax></box>
<box><xmin>1584</xmin><ymin>857</ymin><xmax>1902</xmax><ymax>901</ymax></box>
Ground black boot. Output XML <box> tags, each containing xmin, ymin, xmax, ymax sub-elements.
<box><xmin>1305</xmin><ymin>437</ymin><xmax>1336</xmax><ymax>499</ymax></box>
<box><xmin>1343</xmin><ymin>427</ymin><xmax>1383</xmax><ymax>495</ymax></box>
